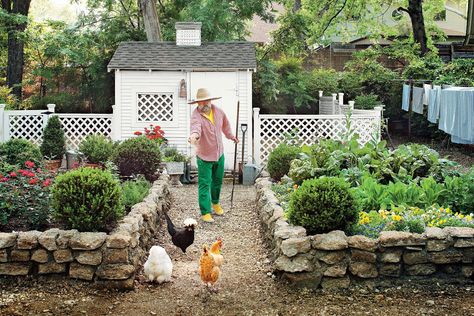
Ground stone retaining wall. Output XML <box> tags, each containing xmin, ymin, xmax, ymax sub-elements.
<box><xmin>256</xmin><ymin>177</ymin><xmax>474</xmax><ymax>290</ymax></box>
<box><xmin>0</xmin><ymin>175</ymin><xmax>171</xmax><ymax>289</ymax></box>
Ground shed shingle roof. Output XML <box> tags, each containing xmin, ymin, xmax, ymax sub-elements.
<box><xmin>107</xmin><ymin>41</ymin><xmax>256</xmax><ymax>71</ymax></box>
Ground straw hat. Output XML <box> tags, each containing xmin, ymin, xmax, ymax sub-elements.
<box><xmin>188</xmin><ymin>88</ymin><xmax>221</xmax><ymax>104</ymax></box>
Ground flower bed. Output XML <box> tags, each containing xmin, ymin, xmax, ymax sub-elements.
<box><xmin>0</xmin><ymin>175</ymin><xmax>171</xmax><ymax>289</ymax></box>
<box><xmin>256</xmin><ymin>177</ymin><xmax>474</xmax><ymax>290</ymax></box>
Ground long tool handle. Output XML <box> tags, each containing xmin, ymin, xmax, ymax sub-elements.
<box><xmin>231</xmin><ymin>101</ymin><xmax>240</xmax><ymax>208</ymax></box>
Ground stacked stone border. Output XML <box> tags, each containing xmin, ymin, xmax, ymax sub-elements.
<box><xmin>255</xmin><ymin>177</ymin><xmax>474</xmax><ymax>290</ymax></box>
<box><xmin>0</xmin><ymin>175</ymin><xmax>171</xmax><ymax>290</ymax></box>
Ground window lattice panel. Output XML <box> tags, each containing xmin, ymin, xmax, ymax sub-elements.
<box><xmin>9</xmin><ymin>114</ymin><xmax>44</xmax><ymax>145</ymax></box>
<box><xmin>258</xmin><ymin>115</ymin><xmax>380</xmax><ymax>163</ymax></box>
<box><xmin>58</xmin><ymin>115</ymin><xmax>112</xmax><ymax>150</ymax></box>
<box><xmin>138</xmin><ymin>93</ymin><xmax>174</xmax><ymax>122</ymax></box>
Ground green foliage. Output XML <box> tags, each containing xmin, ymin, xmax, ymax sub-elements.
<box><xmin>354</xmin><ymin>94</ymin><xmax>380</xmax><ymax>110</ymax></box>
<box><xmin>161</xmin><ymin>146</ymin><xmax>188</xmax><ymax>163</ymax></box>
<box><xmin>287</xmin><ymin>177</ymin><xmax>358</xmax><ymax>234</ymax></box>
<box><xmin>441</xmin><ymin>170</ymin><xmax>474</xmax><ymax>215</ymax></box>
<box><xmin>267</xmin><ymin>142</ymin><xmax>300</xmax><ymax>181</ymax></box>
<box><xmin>113</xmin><ymin>136</ymin><xmax>161</xmax><ymax>181</ymax></box>
<box><xmin>436</xmin><ymin>59</ymin><xmax>474</xmax><ymax>87</ymax></box>
<box><xmin>307</xmin><ymin>69</ymin><xmax>339</xmax><ymax>97</ymax></box>
<box><xmin>402</xmin><ymin>53</ymin><xmax>443</xmax><ymax>81</ymax></box>
<box><xmin>51</xmin><ymin>167</ymin><xmax>123</xmax><ymax>232</ymax></box>
<box><xmin>79</xmin><ymin>134</ymin><xmax>114</xmax><ymax>164</ymax></box>
<box><xmin>0</xmin><ymin>162</ymin><xmax>53</xmax><ymax>231</ymax></box>
<box><xmin>0</xmin><ymin>85</ymin><xmax>17</xmax><ymax>106</ymax></box>
<box><xmin>0</xmin><ymin>139</ymin><xmax>43</xmax><ymax>167</ymax></box>
<box><xmin>40</xmin><ymin>116</ymin><xmax>65</xmax><ymax>160</ymax></box>
<box><xmin>275</xmin><ymin>56</ymin><xmax>315</xmax><ymax>111</ymax></box>
<box><xmin>253</xmin><ymin>48</ymin><xmax>280</xmax><ymax>113</ymax></box>
<box><xmin>121</xmin><ymin>176</ymin><xmax>151</xmax><ymax>213</ymax></box>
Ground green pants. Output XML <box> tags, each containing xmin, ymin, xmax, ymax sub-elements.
<box><xmin>197</xmin><ymin>155</ymin><xmax>225</xmax><ymax>215</ymax></box>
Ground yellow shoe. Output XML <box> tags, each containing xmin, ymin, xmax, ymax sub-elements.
<box><xmin>201</xmin><ymin>213</ymin><xmax>214</xmax><ymax>222</ymax></box>
<box><xmin>212</xmin><ymin>204</ymin><xmax>224</xmax><ymax>216</ymax></box>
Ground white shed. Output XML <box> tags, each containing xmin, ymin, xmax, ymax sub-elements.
<box><xmin>107</xmin><ymin>22</ymin><xmax>256</xmax><ymax>170</ymax></box>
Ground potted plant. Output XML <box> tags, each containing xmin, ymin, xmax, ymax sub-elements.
<box><xmin>40</xmin><ymin>115</ymin><xmax>65</xmax><ymax>172</ymax></box>
<box><xmin>78</xmin><ymin>134</ymin><xmax>114</xmax><ymax>168</ymax></box>
<box><xmin>161</xmin><ymin>146</ymin><xmax>188</xmax><ymax>185</ymax></box>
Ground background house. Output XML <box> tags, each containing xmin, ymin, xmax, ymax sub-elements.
<box><xmin>107</xmin><ymin>22</ymin><xmax>256</xmax><ymax>170</ymax></box>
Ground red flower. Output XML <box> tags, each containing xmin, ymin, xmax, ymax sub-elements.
<box><xmin>26</xmin><ymin>172</ymin><xmax>36</xmax><ymax>178</ymax></box>
<box><xmin>42</xmin><ymin>179</ymin><xmax>52</xmax><ymax>187</ymax></box>
<box><xmin>29</xmin><ymin>178</ymin><xmax>39</xmax><ymax>185</ymax></box>
<box><xmin>134</xmin><ymin>131</ymin><xmax>142</xmax><ymax>136</ymax></box>
<box><xmin>0</xmin><ymin>177</ymin><xmax>8</xmax><ymax>182</ymax></box>
<box><xmin>9</xmin><ymin>172</ymin><xmax>17</xmax><ymax>178</ymax></box>
<box><xmin>25</xmin><ymin>161</ymin><xmax>35</xmax><ymax>169</ymax></box>
<box><xmin>36</xmin><ymin>168</ymin><xmax>42</xmax><ymax>173</ymax></box>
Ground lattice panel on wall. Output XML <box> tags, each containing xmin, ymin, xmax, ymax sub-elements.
<box><xmin>137</xmin><ymin>93</ymin><xmax>174</xmax><ymax>122</ymax></box>
<box><xmin>257</xmin><ymin>115</ymin><xmax>380</xmax><ymax>163</ymax></box>
<box><xmin>8</xmin><ymin>114</ymin><xmax>44</xmax><ymax>145</ymax></box>
<box><xmin>58</xmin><ymin>115</ymin><xmax>112</xmax><ymax>149</ymax></box>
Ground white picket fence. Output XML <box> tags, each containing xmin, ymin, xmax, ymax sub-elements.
<box><xmin>0</xmin><ymin>104</ymin><xmax>116</xmax><ymax>150</ymax></box>
<box><xmin>252</xmin><ymin>107</ymin><xmax>383</xmax><ymax>164</ymax></box>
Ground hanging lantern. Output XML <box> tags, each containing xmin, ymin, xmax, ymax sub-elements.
<box><xmin>179</xmin><ymin>79</ymin><xmax>187</xmax><ymax>98</ymax></box>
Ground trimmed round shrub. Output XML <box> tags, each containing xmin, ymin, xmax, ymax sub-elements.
<box><xmin>287</xmin><ymin>176</ymin><xmax>358</xmax><ymax>234</ymax></box>
<box><xmin>40</xmin><ymin>115</ymin><xmax>66</xmax><ymax>160</ymax></box>
<box><xmin>0</xmin><ymin>138</ymin><xmax>43</xmax><ymax>166</ymax></box>
<box><xmin>113</xmin><ymin>136</ymin><xmax>161</xmax><ymax>181</ymax></box>
<box><xmin>51</xmin><ymin>167</ymin><xmax>123</xmax><ymax>232</ymax></box>
<box><xmin>79</xmin><ymin>134</ymin><xmax>114</xmax><ymax>164</ymax></box>
<box><xmin>267</xmin><ymin>143</ymin><xmax>300</xmax><ymax>181</ymax></box>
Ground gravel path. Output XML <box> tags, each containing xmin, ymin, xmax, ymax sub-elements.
<box><xmin>1</xmin><ymin>183</ymin><xmax>474</xmax><ymax>316</ymax></box>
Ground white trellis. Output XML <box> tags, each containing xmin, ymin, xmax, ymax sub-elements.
<box><xmin>0</xmin><ymin>104</ymin><xmax>114</xmax><ymax>150</ymax></box>
<box><xmin>253</xmin><ymin>107</ymin><xmax>383</xmax><ymax>164</ymax></box>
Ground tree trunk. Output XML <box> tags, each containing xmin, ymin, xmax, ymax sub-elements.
<box><xmin>400</xmin><ymin>0</ymin><xmax>429</xmax><ymax>56</ymax></box>
<box><xmin>3</xmin><ymin>0</ymin><xmax>31</xmax><ymax>100</ymax></box>
<box><xmin>139</xmin><ymin>0</ymin><xmax>161</xmax><ymax>42</ymax></box>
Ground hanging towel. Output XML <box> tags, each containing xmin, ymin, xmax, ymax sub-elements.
<box><xmin>423</xmin><ymin>83</ymin><xmax>432</xmax><ymax>105</ymax></box>
<box><xmin>427</xmin><ymin>85</ymin><xmax>441</xmax><ymax>123</ymax></box>
<box><xmin>402</xmin><ymin>84</ymin><xmax>410</xmax><ymax>111</ymax></box>
<box><xmin>412</xmin><ymin>87</ymin><xmax>424</xmax><ymax>114</ymax></box>
<box><xmin>439</xmin><ymin>87</ymin><xmax>474</xmax><ymax>144</ymax></box>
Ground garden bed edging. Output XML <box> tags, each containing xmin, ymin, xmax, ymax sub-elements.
<box><xmin>255</xmin><ymin>177</ymin><xmax>474</xmax><ymax>290</ymax></box>
<box><xmin>0</xmin><ymin>174</ymin><xmax>171</xmax><ymax>290</ymax></box>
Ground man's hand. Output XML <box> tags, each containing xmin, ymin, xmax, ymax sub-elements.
<box><xmin>231</xmin><ymin>136</ymin><xmax>239</xmax><ymax>144</ymax></box>
<box><xmin>188</xmin><ymin>133</ymin><xmax>200</xmax><ymax>145</ymax></box>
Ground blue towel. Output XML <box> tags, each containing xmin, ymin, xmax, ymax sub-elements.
<box><xmin>427</xmin><ymin>85</ymin><xmax>441</xmax><ymax>123</ymax></box>
<box><xmin>439</xmin><ymin>87</ymin><xmax>474</xmax><ymax>144</ymax></box>
<box><xmin>402</xmin><ymin>84</ymin><xmax>410</xmax><ymax>111</ymax></box>
<box><xmin>412</xmin><ymin>87</ymin><xmax>424</xmax><ymax>114</ymax></box>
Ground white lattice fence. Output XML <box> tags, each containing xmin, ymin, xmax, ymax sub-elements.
<box><xmin>57</xmin><ymin>114</ymin><xmax>113</xmax><ymax>149</ymax></box>
<box><xmin>253</xmin><ymin>108</ymin><xmax>382</xmax><ymax>164</ymax></box>
<box><xmin>1</xmin><ymin>106</ymin><xmax>113</xmax><ymax>150</ymax></box>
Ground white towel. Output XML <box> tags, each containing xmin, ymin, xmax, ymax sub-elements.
<box><xmin>412</xmin><ymin>87</ymin><xmax>424</xmax><ymax>114</ymax></box>
<box><xmin>423</xmin><ymin>83</ymin><xmax>432</xmax><ymax>105</ymax></box>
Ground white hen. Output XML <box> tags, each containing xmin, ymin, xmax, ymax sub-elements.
<box><xmin>143</xmin><ymin>245</ymin><xmax>173</xmax><ymax>283</ymax></box>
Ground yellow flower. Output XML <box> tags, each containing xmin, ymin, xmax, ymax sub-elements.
<box><xmin>446</xmin><ymin>207</ymin><xmax>452</xmax><ymax>214</ymax></box>
<box><xmin>391</xmin><ymin>214</ymin><xmax>402</xmax><ymax>222</ymax></box>
<box><xmin>293</xmin><ymin>184</ymin><xmax>298</xmax><ymax>189</ymax></box>
<box><xmin>465</xmin><ymin>215</ymin><xmax>472</xmax><ymax>221</ymax></box>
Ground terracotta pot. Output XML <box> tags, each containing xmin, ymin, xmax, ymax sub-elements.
<box><xmin>43</xmin><ymin>159</ymin><xmax>62</xmax><ymax>172</ymax></box>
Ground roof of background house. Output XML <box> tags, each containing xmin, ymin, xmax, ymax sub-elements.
<box><xmin>107</xmin><ymin>41</ymin><xmax>257</xmax><ymax>71</ymax></box>
<box><xmin>246</xmin><ymin>3</ymin><xmax>284</xmax><ymax>43</ymax></box>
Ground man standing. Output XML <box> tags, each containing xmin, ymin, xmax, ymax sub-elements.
<box><xmin>188</xmin><ymin>88</ymin><xmax>238</xmax><ymax>222</ymax></box>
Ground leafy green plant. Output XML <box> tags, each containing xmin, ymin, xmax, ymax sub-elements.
<box><xmin>0</xmin><ymin>139</ymin><xmax>43</xmax><ymax>167</ymax></box>
<box><xmin>51</xmin><ymin>167</ymin><xmax>123</xmax><ymax>232</ymax></box>
<box><xmin>0</xmin><ymin>160</ymin><xmax>53</xmax><ymax>231</ymax></box>
<box><xmin>267</xmin><ymin>143</ymin><xmax>300</xmax><ymax>181</ymax></box>
<box><xmin>354</xmin><ymin>93</ymin><xmax>380</xmax><ymax>110</ymax></box>
<box><xmin>308</xmin><ymin>68</ymin><xmax>339</xmax><ymax>97</ymax></box>
<box><xmin>112</xmin><ymin>136</ymin><xmax>161</xmax><ymax>181</ymax></box>
<box><xmin>161</xmin><ymin>146</ymin><xmax>188</xmax><ymax>162</ymax></box>
<box><xmin>287</xmin><ymin>176</ymin><xmax>358</xmax><ymax>234</ymax></box>
<box><xmin>79</xmin><ymin>134</ymin><xmax>114</xmax><ymax>164</ymax></box>
<box><xmin>40</xmin><ymin>115</ymin><xmax>66</xmax><ymax>160</ymax></box>
<box><xmin>121</xmin><ymin>176</ymin><xmax>151</xmax><ymax>213</ymax></box>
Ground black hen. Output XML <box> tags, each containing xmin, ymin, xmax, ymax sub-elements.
<box><xmin>164</xmin><ymin>212</ymin><xmax>197</xmax><ymax>253</ymax></box>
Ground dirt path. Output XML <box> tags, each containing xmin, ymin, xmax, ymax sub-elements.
<box><xmin>1</xmin><ymin>184</ymin><xmax>474</xmax><ymax>316</ymax></box>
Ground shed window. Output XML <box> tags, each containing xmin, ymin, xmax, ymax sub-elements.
<box><xmin>137</xmin><ymin>93</ymin><xmax>174</xmax><ymax>122</ymax></box>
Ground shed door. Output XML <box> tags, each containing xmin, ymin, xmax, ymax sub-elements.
<box><xmin>189</xmin><ymin>72</ymin><xmax>238</xmax><ymax>170</ymax></box>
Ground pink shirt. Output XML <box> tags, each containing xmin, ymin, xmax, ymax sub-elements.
<box><xmin>190</xmin><ymin>104</ymin><xmax>234</xmax><ymax>162</ymax></box>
